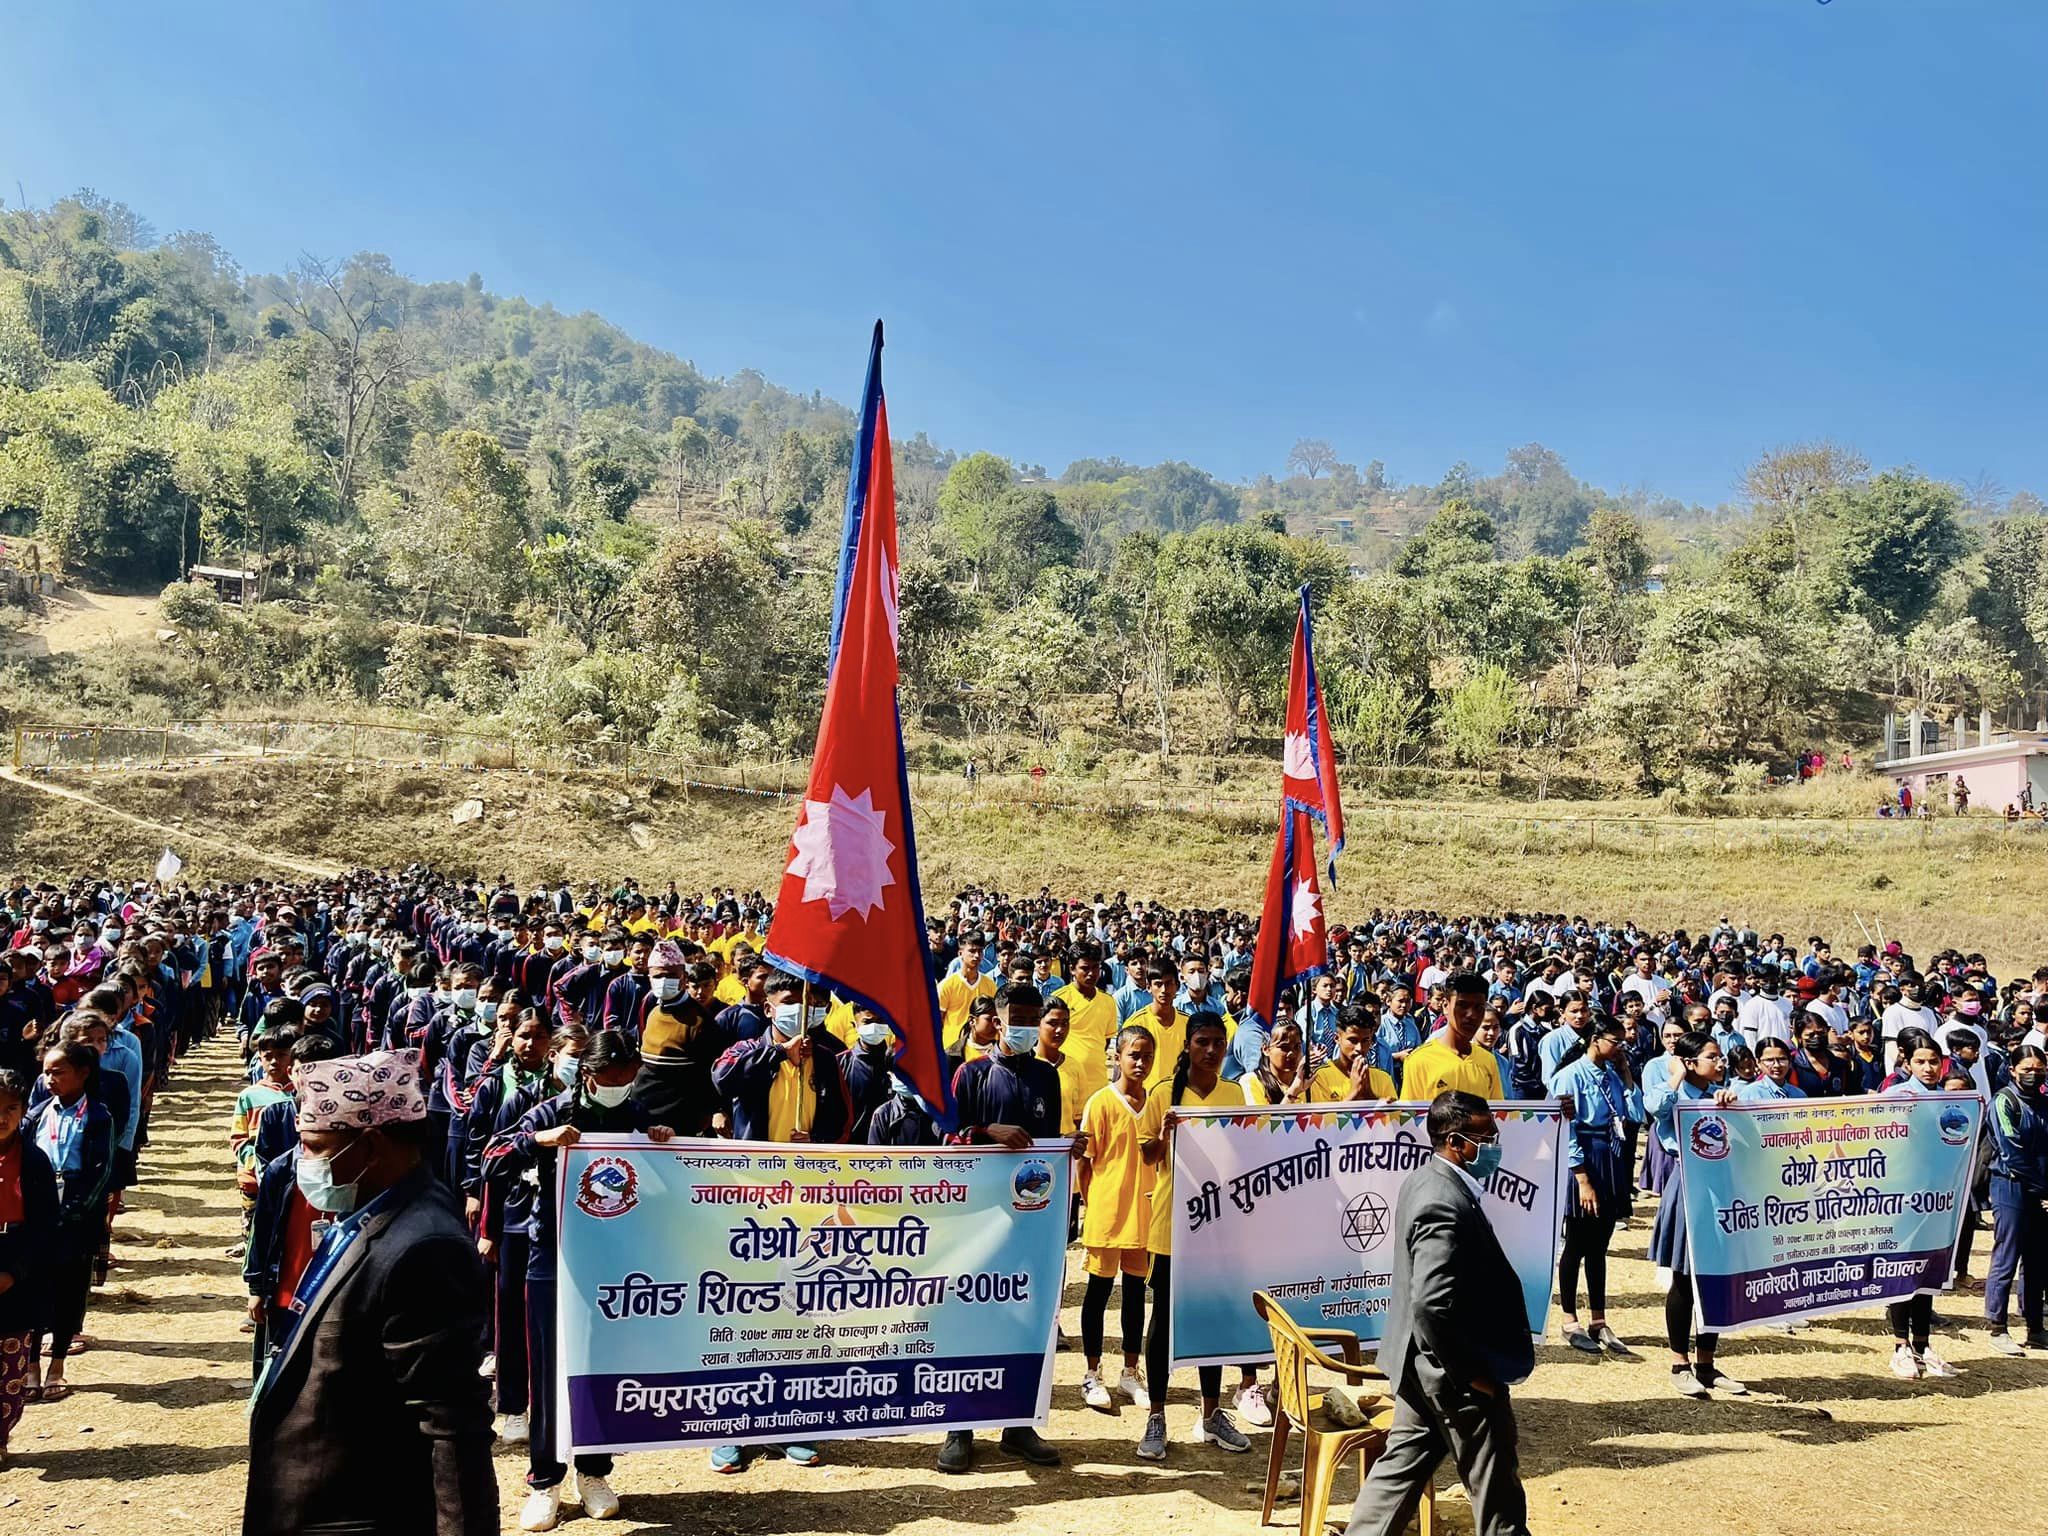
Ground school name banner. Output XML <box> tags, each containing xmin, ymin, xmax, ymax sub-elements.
<box><xmin>554</xmin><ymin>1136</ymin><xmax>1070</xmax><ymax>1454</ymax></box>
<box><xmin>1674</xmin><ymin>1092</ymin><xmax>1982</xmax><ymax>1333</ymax></box>
<box><xmin>1168</xmin><ymin>1103</ymin><xmax>1566</xmax><ymax>1369</ymax></box>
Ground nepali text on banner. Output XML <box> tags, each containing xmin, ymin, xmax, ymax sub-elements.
<box><xmin>1166</xmin><ymin>1103</ymin><xmax>1566</xmax><ymax>1369</ymax></box>
<box><xmin>553</xmin><ymin>1136</ymin><xmax>1070</xmax><ymax>1454</ymax></box>
<box><xmin>1674</xmin><ymin>1092</ymin><xmax>1982</xmax><ymax>1333</ymax></box>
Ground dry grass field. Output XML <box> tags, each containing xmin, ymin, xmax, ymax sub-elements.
<box><xmin>3</xmin><ymin>757</ymin><xmax>2043</xmax><ymax>973</ymax></box>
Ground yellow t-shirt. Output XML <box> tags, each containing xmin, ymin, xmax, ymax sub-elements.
<box><xmin>1079</xmin><ymin>1085</ymin><xmax>1152</xmax><ymax>1249</ymax></box>
<box><xmin>1400</xmin><ymin>1037</ymin><xmax>1504</xmax><ymax>1103</ymax></box>
<box><xmin>623</xmin><ymin>914</ymin><xmax>659</xmax><ymax>936</ymax></box>
<box><xmin>708</xmin><ymin>931</ymin><xmax>741</xmax><ymax>962</ymax></box>
<box><xmin>823</xmin><ymin>997</ymin><xmax>860</xmax><ymax>1050</ymax></box>
<box><xmin>1242</xmin><ymin>1074</ymin><xmax>1301</xmax><ymax>1107</ymax></box>
<box><xmin>1053</xmin><ymin>982</ymin><xmax>1120</xmax><ymax>1062</ymax></box>
<box><xmin>714</xmin><ymin>974</ymin><xmax>746</xmax><ymax>1007</ymax></box>
<box><xmin>1128</xmin><ymin>1008</ymin><xmax>1186</xmax><ymax>1091</ymax></box>
<box><xmin>767</xmin><ymin>1057</ymin><xmax>818</xmax><ymax>1143</ymax></box>
<box><xmin>1307</xmin><ymin>1061</ymin><xmax>1396</xmax><ymax>1104</ymax></box>
<box><xmin>938</xmin><ymin>970</ymin><xmax>997</xmax><ymax>1050</ymax></box>
<box><xmin>1140</xmin><ymin>1076</ymin><xmax>1245</xmax><ymax>1256</ymax></box>
<box><xmin>1045</xmin><ymin>1045</ymin><xmax>1108</xmax><ymax>1135</ymax></box>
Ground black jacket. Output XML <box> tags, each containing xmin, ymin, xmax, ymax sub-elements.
<box><xmin>243</xmin><ymin>1163</ymin><xmax>496</xmax><ymax>1536</ymax></box>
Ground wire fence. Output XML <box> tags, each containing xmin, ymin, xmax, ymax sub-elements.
<box><xmin>12</xmin><ymin>719</ymin><xmax>2044</xmax><ymax>858</ymax></box>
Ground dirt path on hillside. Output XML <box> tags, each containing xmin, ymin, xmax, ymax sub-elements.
<box><xmin>0</xmin><ymin>768</ymin><xmax>343</xmax><ymax>880</ymax></box>
<box><xmin>3</xmin><ymin>585</ymin><xmax>162</xmax><ymax>659</ymax></box>
<box><xmin>4</xmin><ymin>1034</ymin><xmax>2045</xmax><ymax>1535</ymax></box>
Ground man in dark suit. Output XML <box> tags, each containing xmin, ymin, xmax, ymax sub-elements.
<box><xmin>1346</xmin><ymin>1090</ymin><xmax>1534</xmax><ymax>1536</ymax></box>
<box><xmin>245</xmin><ymin>1051</ymin><xmax>497</xmax><ymax>1536</ymax></box>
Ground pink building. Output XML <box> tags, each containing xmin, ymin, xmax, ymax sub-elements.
<box><xmin>1880</xmin><ymin>709</ymin><xmax>2048</xmax><ymax>811</ymax></box>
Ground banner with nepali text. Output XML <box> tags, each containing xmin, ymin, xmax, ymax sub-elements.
<box><xmin>1674</xmin><ymin>1092</ymin><xmax>1982</xmax><ymax>1333</ymax></box>
<box><xmin>554</xmin><ymin>1136</ymin><xmax>1070</xmax><ymax>1454</ymax></box>
<box><xmin>1167</xmin><ymin>1103</ymin><xmax>1565</xmax><ymax>1368</ymax></box>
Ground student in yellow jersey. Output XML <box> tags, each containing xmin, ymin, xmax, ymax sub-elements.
<box><xmin>1136</xmin><ymin>964</ymin><xmax>1187</xmax><ymax>1091</ymax></box>
<box><xmin>1401</xmin><ymin>973</ymin><xmax>1504</xmax><ymax>1102</ymax></box>
<box><xmin>1037</xmin><ymin>998</ymin><xmax>1104</xmax><ymax>1135</ymax></box>
<box><xmin>1135</xmin><ymin>1012</ymin><xmax>1249</xmax><ymax>1459</ymax></box>
<box><xmin>1307</xmin><ymin>1004</ymin><xmax>1397</xmax><ymax>1103</ymax></box>
<box><xmin>1244</xmin><ymin>1020</ymin><xmax>1311</xmax><ymax>1106</ymax></box>
<box><xmin>1054</xmin><ymin>943</ymin><xmax>1120</xmax><ymax>1076</ymax></box>
<box><xmin>1077</xmin><ymin>1023</ymin><xmax>1157</xmax><ymax>1414</ymax></box>
<box><xmin>937</xmin><ymin>936</ymin><xmax>996</xmax><ymax>1054</ymax></box>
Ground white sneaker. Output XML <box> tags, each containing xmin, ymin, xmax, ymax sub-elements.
<box><xmin>1233</xmin><ymin>1381</ymin><xmax>1273</xmax><ymax>1427</ymax></box>
<box><xmin>1918</xmin><ymin>1348</ymin><xmax>1960</xmax><ymax>1378</ymax></box>
<box><xmin>573</xmin><ymin>1472</ymin><xmax>621</xmax><ymax>1520</ymax></box>
<box><xmin>518</xmin><ymin>1486</ymin><xmax>561</xmax><ymax>1532</ymax></box>
<box><xmin>1118</xmin><ymin>1368</ymin><xmax>1151</xmax><ymax>1411</ymax></box>
<box><xmin>1083</xmin><ymin>1371</ymin><xmax>1113</xmax><ymax>1410</ymax></box>
<box><xmin>497</xmin><ymin>1413</ymin><xmax>529</xmax><ymax>1444</ymax></box>
<box><xmin>480</xmin><ymin>1352</ymin><xmax>497</xmax><ymax>1379</ymax></box>
<box><xmin>1889</xmin><ymin>1344</ymin><xmax>1923</xmax><ymax>1379</ymax></box>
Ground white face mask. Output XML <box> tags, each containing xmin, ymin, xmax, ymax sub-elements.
<box><xmin>652</xmin><ymin>977</ymin><xmax>683</xmax><ymax>1003</ymax></box>
<box><xmin>582</xmin><ymin>944</ymin><xmax>601</xmax><ymax>962</ymax></box>
<box><xmin>602</xmin><ymin>948</ymin><xmax>625</xmax><ymax>967</ymax></box>
<box><xmin>543</xmin><ymin>935</ymin><xmax>565</xmax><ymax>953</ymax></box>
<box><xmin>586</xmin><ymin>1080</ymin><xmax>633</xmax><ymax>1108</ymax></box>
<box><xmin>856</xmin><ymin>1020</ymin><xmax>893</xmax><ymax>1048</ymax></box>
<box><xmin>453</xmin><ymin>988</ymin><xmax>479</xmax><ymax>1011</ymax></box>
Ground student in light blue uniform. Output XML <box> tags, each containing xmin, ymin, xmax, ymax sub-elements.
<box><xmin>1878</xmin><ymin>1030</ymin><xmax>1962</xmax><ymax>1380</ymax></box>
<box><xmin>1735</xmin><ymin>1037</ymin><xmax>1808</xmax><ymax>1103</ymax></box>
<box><xmin>1553</xmin><ymin>1016</ymin><xmax>1636</xmax><ymax>1356</ymax></box>
<box><xmin>1645</xmin><ymin>1030</ymin><xmax>1748</xmax><ymax>1400</ymax></box>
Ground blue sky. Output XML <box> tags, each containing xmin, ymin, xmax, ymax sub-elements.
<box><xmin>6</xmin><ymin>2</ymin><xmax>2044</xmax><ymax>505</ymax></box>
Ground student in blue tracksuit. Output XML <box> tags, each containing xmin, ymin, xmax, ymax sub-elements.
<box><xmin>1881</xmin><ymin>1036</ymin><xmax>1962</xmax><ymax>1380</ymax></box>
<box><xmin>482</xmin><ymin>1029</ymin><xmax>672</xmax><ymax>1532</ymax></box>
<box><xmin>1985</xmin><ymin>1045</ymin><xmax>2048</xmax><ymax>1354</ymax></box>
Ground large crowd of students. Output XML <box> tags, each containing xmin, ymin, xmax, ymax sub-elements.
<box><xmin>0</xmin><ymin>867</ymin><xmax>2040</xmax><ymax>1528</ymax></box>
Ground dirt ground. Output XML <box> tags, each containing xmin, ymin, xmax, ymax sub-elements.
<box><xmin>2</xmin><ymin>584</ymin><xmax>162</xmax><ymax>659</ymax></box>
<box><xmin>3</xmin><ymin>1036</ymin><xmax>2043</xmax><ymax>1536</ymax></box>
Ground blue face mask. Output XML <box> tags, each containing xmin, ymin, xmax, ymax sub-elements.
<box><xmin>1003</xmin><ymin>1024</ymin><xmax>1039</xmax><ymax>1055</ymax></box>
<box><xmin>296</xmin><ymin>1137</ymin><xmax>365</xmax><ymax>1215</ymax></box>
<box><xmin>558</xmin><ymin>1055</ymin><xmax>582</xmax><ymax>1088</ymax></box>
<box><xmin>1463</xmin><ymin>1138</ymin><xmax>1502</xmax><ymax>1181</ymax></box>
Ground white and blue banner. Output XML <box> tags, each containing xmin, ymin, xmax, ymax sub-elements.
<box><xmin>1167</xmin><ymin>1103</ymin><xmax>1566</xmax><ymax>1368</ymax></box>
<box><xmin>554</xmin><ymin>1136</ymin><xmax>1070</xmax><ymax>1454</ymax></box>
<box><xmin>1675</xmin><ymin>1092</ymin><xmax>1981</xmax><ymax>1332</ymax></box>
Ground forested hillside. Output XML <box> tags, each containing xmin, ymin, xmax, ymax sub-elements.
<box><xmin>2</xmin><ymin>190</ymin><xmax>2045</xmax><ymax>794</ymax></box>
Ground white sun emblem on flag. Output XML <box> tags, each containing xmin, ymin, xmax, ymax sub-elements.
<box><xmin>1290</xmin><ymin>880</ymin><xmax>1322</xmax><ymax>939</ymax></box>
<box><xmin>1283</xmin><ymin>730</ymin><xmax>1315</xmax><ymax>779</ymax></box>
<box><xmin>786</xmin><ymin>784</ymin><xmax>897</xmax><ymax>921</ymax></box>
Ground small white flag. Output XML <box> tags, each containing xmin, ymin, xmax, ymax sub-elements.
<box><xmin>155</xmin><ymin>847</ymin><xmax>184</xmax><ymax>884</ymax></box>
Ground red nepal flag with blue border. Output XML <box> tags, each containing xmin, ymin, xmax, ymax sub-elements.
<box><xmin>1280</xmin><ymin>585</ymin><xmax>1345</xmax><ymax>887</ymax></box>
<box><xmin>1245</xmin><ymin>805</ymin><xmax>1328</xmax><ymax>1033</ymax></box>
<box><xmin>763</xmin><ymin>322</ymin><xmax>952</xmax><ymax>1122</ymax></box>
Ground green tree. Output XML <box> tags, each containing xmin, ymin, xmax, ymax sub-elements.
<box><xmin>937</xmin><ymin>450</ymin><xmax>1013</xmax><ymax>583</ymax></box>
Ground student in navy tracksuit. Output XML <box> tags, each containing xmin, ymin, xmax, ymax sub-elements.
<box><xmin>466</xmin><ymin>1009</ymin><xmax>564</xmax><ymax>1444</ymax></box>
<box><xmin>935</xmin><ymin>982</ymin><xmax>1068</xmax><ymax>1475</ymax></box>
<box><xmin>1985</xmin><ymin>1045</ymin><xmax>2048</xmax><ymax>1353</ymax></box>
<box><xmin>27</xmin><ymin>1039</ymin><xmax>114</xmax><ymax>1400</ymax></box>
<box><xmin>709</xmin><ymin>1001</ymin><xmax>852</xmax><ymax>1145</ymax></box>
<box><xmin>482</xmin><ymin>1030</ymin><xmax>672</xmax><ymax>1531</ymax></box>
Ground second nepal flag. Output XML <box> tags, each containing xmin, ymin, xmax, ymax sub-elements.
<box><xmin>1245</xmin><ymin>805</ymin><xmax>1328</xmax><ymax>1033</ymax></box>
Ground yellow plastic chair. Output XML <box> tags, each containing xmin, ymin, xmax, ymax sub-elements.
<box><xmin>1252</xmin><ymin>1289</ymin><xmax>1433</xmax><ymax>1536</ymax></box>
